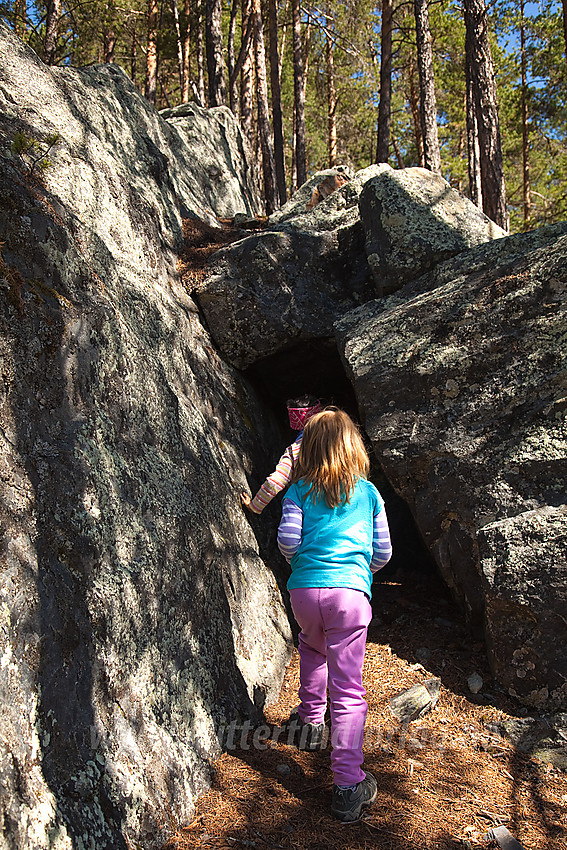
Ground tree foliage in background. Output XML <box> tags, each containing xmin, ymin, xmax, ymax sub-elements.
<box><xmin>2</xmin><ymin>0</ymin><xmax>567</xmax><ymax>232</ymax></box>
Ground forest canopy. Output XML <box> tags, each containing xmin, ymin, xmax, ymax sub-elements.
<box><xmin>2</xmin><ymin>0</ymin><xmax>567</xmax><ymax>233</ymax></box>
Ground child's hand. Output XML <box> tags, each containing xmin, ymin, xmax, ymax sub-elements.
<box><xmin>241</xmin><ymin>492</ymin><xmax>252</xmax><ymax>509</ymax></box>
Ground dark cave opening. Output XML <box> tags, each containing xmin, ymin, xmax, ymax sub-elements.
<box><xmin>244</xmin><ymin>338</ymin><xmax>360</xmax><ymax>427</ymax></box>
<box><xmin>244</xmin><ymin>337</ymin><xmax>436</xmax><ymax>582</ymax></box>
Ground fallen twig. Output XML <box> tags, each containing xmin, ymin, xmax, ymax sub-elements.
<box><xmin>251</xmin><ymin>828</ymin><xmax>283</xmax><ymax>849</ymax></box>
<box><xmin>294</xmin><ymin>783</ymin><xmax>332</xmax><ymax>796</ymax></box>
<box><xmin>362</xmin><ymin>820</ymin><xmax>423</xmax><ymax>846</ymax></box>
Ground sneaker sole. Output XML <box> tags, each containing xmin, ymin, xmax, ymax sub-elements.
<box><xmin>331</xmin><ymin>786</ymin><xmax>377</xmax><ymax>822</ymax></box>
<box><xmin>331</xmin><ymin>804</ymin><xmax>372</xmax><ymax>822</ymax></box>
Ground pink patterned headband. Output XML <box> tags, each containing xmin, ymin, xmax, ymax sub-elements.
<box><xmin>287</xmin><ymin>402</ymin><xmax>322</xmax><ymax>430</ymax></box>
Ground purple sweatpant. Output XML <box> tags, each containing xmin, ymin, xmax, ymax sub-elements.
<box><xmin>289</xmin><ymin>586</ymin><xmax>372</xmax><ymax>786</ymax></box>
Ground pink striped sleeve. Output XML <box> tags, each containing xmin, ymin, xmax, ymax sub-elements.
<box><xmin>248</xmin><ymin>437</ymin><xmax>301</xmax><ymax>514</ymax></box>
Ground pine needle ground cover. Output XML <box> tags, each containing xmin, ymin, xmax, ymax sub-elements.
<box><xmin>165</xmin><ymin>572</ymin><xmax>567</xmax><ymax>850</ymax></box>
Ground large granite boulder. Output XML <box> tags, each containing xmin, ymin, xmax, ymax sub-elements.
<box><xmin>0</xmin><ymin>23</ymin><xmax>289</xmax><ymax>850</ymax></box>
<box><xmin>359</xmin><ymin>166</ymin><xmax>506</xmax><ymax>294</ymax></box>
<box><xmin>336</xmin><ymin>226</ymin><xmax>567</xmax><ymax>711</ymax></box>
<box><xmin>193</xmin><ymin>163</ymin><xmax>507</xmax><ymax>371</ymax></box>
<box><xmin>160</xmin><ymin>102</ymin><xmax>263</xmax><ymax>219</ymax></box>
<box><xmin>479</xmin><ymin>506</ymin><xmax>567</xmax><ymax>707</ymax></box>
<box><xmin>267</xmin><ymin>165</ymin><xmax>356</xmax><ymax>226</ymax></box>
<box><xmin>193</xmin><ymin>165</ymin><xmax>389</xmax><ymax>369</ymax></box>
<box><xmin>1</xmin><ymin>25</ymin><xmax>262</xmax><ymax>235</ymax></box>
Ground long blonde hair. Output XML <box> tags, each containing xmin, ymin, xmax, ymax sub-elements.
<box><xmin>293</xmin><ymin>407</ymin><xmax>370</xmax><ymax>508</ymax></box>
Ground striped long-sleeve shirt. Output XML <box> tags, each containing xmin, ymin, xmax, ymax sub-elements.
<box><xmin>248</xmin><ymin>434</ymin><xmax>302</xmax><ymax>514</ymax></box>
<box><xmin>278</xmin><ymin>499</ymin><xmax>392</xmax><ymax>572</ymax></box>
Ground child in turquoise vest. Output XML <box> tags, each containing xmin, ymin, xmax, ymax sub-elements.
<box><xmin>277</xmin><ymin>407</ymin><xmax>392</xmax><ymax>822</ymax></box>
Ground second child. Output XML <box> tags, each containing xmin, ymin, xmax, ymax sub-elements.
<box><xmin>241</xmin><ymin>395</ymin><xmax>321</xmax><ymax>514</ymax></box>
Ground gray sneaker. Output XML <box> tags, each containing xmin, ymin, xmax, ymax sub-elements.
<box><xmin>331</xmin><ymin>771</ymin><xmax>377</xmax><ymax>822</ymax></box>
<box><xmin>283</xmin><ymin>712</ymin><xmax>326</xmax><ymax>751</ymax></box>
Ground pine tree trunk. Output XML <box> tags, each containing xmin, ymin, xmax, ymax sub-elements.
<box><xmin>145</xmin><ymin>0</ymin><xmax>159</xmax><ymax>104</ymax></box>
<box><xmin>172</xmin><ymin>0</ymin><xmax>184</xmax><ymax>96</ymax></box>
<box><xmin>457</xmin><ymin>127</ymin><xmax>465</xmax><ymax>192</ymax></box>
<box><xmin>206</xmin><ymin>0</ymin><xmax>226</xmax><ymax>106</ymax></box>
<box><xmin>376</xmin><ymin>0</ymin><xmax>393</xmax><ymax>163</ymax></box>
<box><xmin>465</xmin><ymin>67</ymin><xmax>482</xmax><ymax>207</ymax></box>
<box><xmin>104</xmin><ymin>28</ymin><xmax>116</xmax><ymax>63</ymax></box>
<box><xmin>291</xmin><ymin>109</ymin><xmax>297</xmax><ymax>194</ymax></box>
<box><xmin>302</xmin><ymin>10</ymin><xmax>311</xmax><ymax>99</ymax></box>
<box><xmin>160</xmin><ymin>76</ymin><xmax>172</xmax><ymax>108</ymax></box>
<box><xmin>240</xmin><ymin>0</ymin><xmax>255</xmax><ymax>144</ymax></box>
<box><xmin>182</xmin><ymin>0</ymin><xmax>191</xmax><ymax>102</ymax></box>
<box><xmin>228</xmin><ymin>0</ymin><xmax>239</xmax><ymax>113</ymax></box>
<box><xmin>105</xmin><ymin>32</ymin><xmax>116</xmax><ymax>63</ymax></box>
<box><xmin>279</xmin><ymin>0</ymin><xmax>289</xmax><ymax>69</ymax></box>
<box><xmin>392</xmin><ymin>135</ymin><xmax>405</xmax><ymax>168</ymax></box>
<box><xmin>326</xmin><ymin>20</ymin><xmax>337</xmax><ymax>168</ymax></box>
<box><xmin>231</xmin><ymin>10</ymin><xmax>253</xmax><ymax>99</ymax></box>
<box><xmin>463</xmin><ymin>0</ymin><xmax>507</xmax><ymax>230</ymax></box>
<box><xmin>13</xmin><ymin>0</ymin><xmax>24</xmax><ymax>37</ymax></box>
<box><xmin>196</xmin><ymin>0</ymin><xmax>206</xmax><ymax>105</ymax></box>
<box><xmin>409</xmin><ymin>54</ymin><xmax>425</xmax><ymax>166</ymax></box>
<box><xmin>131</xmin><ymin>23</ymin><xmax>138</xmax><ymax>85</ymax></box>
<box><xmin>269</xmin><ymin>0</ymin><xmax>287</xmax><ymax>204</ymax></box>
<box><xmin>292</xmin><ymin>0</ymin><xmax>307</xmax><ymax>187</ymax></box>
<box><xmin>44</xmin><ymin>0</ymin><xmax>61</xmax><ymax>64</ymax></box>
<box><xmin>414</xmin><ymin>0</ymin><xmax>441</xmax><ymax>172</ymax></box>
<box><xmin>520</xmin><ymin>0</ymin><xmax>531</xmax><ymax>226</ymax></box>
<box><xmin>251</xmin><ymin>0</ymin><xmax>278</xmax><ymax>212</ymax></box>
<box><xmin>103</xmin><ymin>1</ymin><xmax>116</xmax><ymax>63</ymax></box>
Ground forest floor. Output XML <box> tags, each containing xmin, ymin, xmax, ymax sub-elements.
<box><xmin>164</xmin><ymin>569</ymin><xmax>567</xmax><ymax>850</ymax></box>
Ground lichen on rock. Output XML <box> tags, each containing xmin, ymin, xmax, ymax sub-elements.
<box><xmin>0</xmin><ymin>21</ymin><xmax>289</xmax><ymax>850</ymax></box>
<box><xmin>336</xmin><ymin>229</ymin><xmax>567</xmax><ymax>710</ymax></box>
<box><xmin>359</xmin><ymin>166</ymin><xmax>507</xmax><ymax>294</ymax></box>
<box><xmin>193</xmin><ymin>165</ymin><xmax>389</xmax><ymax>370</ymax></box>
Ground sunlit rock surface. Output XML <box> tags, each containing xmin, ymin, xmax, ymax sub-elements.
<box><xmin>194</xmin><ymin>165</ymin><xmax>388</xmax><ymax>370</ymax></box>
<box><xmin>0</xmin><ymin>23</ymin><xmax>289</xmax><ymax>850</ymax></box>
<box><xmin>336</xmin><ymin>227</ymin><xmax>567</xmax><ymax>710</ymax></box>
<box><xmin>194</xmin><ymin>163</ymin><xmax>507</xmax><ymax>371</ymax></box>
<box><xmin>160</xmin><ymin>102</ymin><xmax>263</xmax><ymax>220</ymax></box>
<box><xmin>359</xmin><ymin>166</ymin><xmax>506</xmax><ymax>294</ymax></box>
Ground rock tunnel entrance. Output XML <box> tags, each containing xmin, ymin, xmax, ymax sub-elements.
<box><xmin>244</xmin><ymin>337</ymin><xmax>436</xmax><ymax>581</ymax></box>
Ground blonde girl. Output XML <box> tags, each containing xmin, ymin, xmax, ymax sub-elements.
<box><xmin>277</xmin><ymin>407</ymin><xmax>392</xmax><ymax>822</ymax></box>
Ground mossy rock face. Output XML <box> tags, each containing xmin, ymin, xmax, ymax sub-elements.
<box><xmin>336</xmin><ymin>229</ymin><xmax>567</xmax><ymax>711</ymax></box>
<box><xmin>0</xmin><ymin>22</ymin><xmax>289</xmax><ymax>850</ymax></box>
<box><xmin>359</xmin><ymin>166</ymin><xmax>507</xmax><ymax>295</ymax></box>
